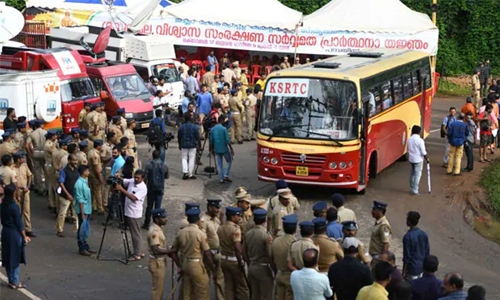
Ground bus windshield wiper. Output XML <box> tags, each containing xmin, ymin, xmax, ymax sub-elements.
<box><xmin>296</xmin><ymin>129</ymin><xmax>343</xmax><ymax>146</ymax></box>
<box><xmin>267</xmin><ymin>124</ymin><xmax>307</xmax><ymax>141</ymax></box>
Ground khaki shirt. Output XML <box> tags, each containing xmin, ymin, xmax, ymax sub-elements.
<box><xmin>87</xmin><ymin>148</ymin><xmax>102</xmax><ymax>177</ymax></box>
<box><xmin>268</xmin><ymin>201</ymin><xmax>295</xmax><ymax>237</ymax></box>
<box><xmin>12</xmin><ymin>132</ymin><xmax>26</xmax><ymax>151</ymax></box>
<box><xmin>86</xmin><ymin>111</ymin><xmax>96</xmax><ymax>133</ymax></box>
<box><xmin>101</xmin><ymin>142</ymin><xmax>113</xmax><ymax>166</ymax></box>
<box><xmin>245</xmin><ymin>94</ymin><xmax>257</xmax><ymax>113</ymax></box>
<box><xmin>201</xmin><ymin>213</ymin><xmax>221</xmax><ymax>250</ymax></box>
<box><xmin>173</xmin><ymin>224</ymin><xmax>210</xmax><ymax>261</ymax></box>
<box><xmin>280</xmin><ymin>62</ymin><xmax>291</xmax><ymax>69</ymax></box>
<box><xmin>270</xmin><ymin>233</ymin><xmax>296</xmax><ymax>272</ymax></box>
<box><xmin>268</xmin><ymin>194</ymin><xmax>300</xmax><ymax>212</ymax></box>
<box><xmin>228</xmin><ymin>96</ymin><xmax>244</xmax><ymax>114</ymax></box>
<box><xmin>28</xmin><ymin>128</ymin><xmax>47</xmax><ymax>151</ymax></box>
<box><xmin>148</xmin><ymin>223</ymin><xmax>167</xmax><ymax>258</ymax></box>
<box><xmin>236</xmin><ymin>90</ymin><xmax>243</xmax><ymax>102</ymax></box>
<box><xmin>0</xmin><ymin>165</ymin><xmax>17</xmax><ymax>185</ymax></box>
<box><xmin>109</xmin><ymin>124</ymin><xmax>123</xmax><ymax>141</ymax></box>
<box><xmin>369</xmin><ymin>216</ymin><xmax>392</xmax><ymax>256</ymax></box>
<box><xmin>312</xmin><ymin>234</ymin><xmax>344</xmax><ymax>273</ymax></box>
<box><xmin>14</xmin><ymin>163</ymin><xmax>31</xmax><ymax>189</ymax></box>
<box><xmin>244</xmin><ymin>225</ymin><xmax>272</xmax><ymax>264</ymax></box>
<box><xmin>472</xmin><ymin>74</ymin><xmax>481</xmax><ymax>91</ymax></box>
<box><xmin>0</xmin><ymin>141</ymin><xmax>15</xmax><ymax>159</ymax></box>
<box><xmin>76</xmin><ymin>151</ymin><xmax>88</xmax><ymax>166</ymax></box>
<box><xmin>202</xmin><ymin>72</ymin><xmax>215</xmax><ymax>87</ymax></box>
<box><xmin>218</xmin><ymin>94</ymin><xmax>230</xmax><ymax>108</ymax></box>
<box><xmin>83</xmin><ymin>138</ymin><xmax>94</xmax><ymax>151</ymax></box>
<box><xmin>44</xmin><ymin>140</ymin><xmax>56</xmax><ymax>165</ymax></box>
<box><xmin>233</xmin><ymin>67</ymin><xmax>241</xmax><ymax>79</ymax></box>
<box><xmin>124</xmin><ymin>129</ymin><xmax>137</xmax><ymax>152</ymax></box>
<box><xmin>52</xmin><ymin>148</ymin><xmax>68</xmax><ymax>171</ymax></box>
<box><xmin>120</xmin><ymin>117</ymin><xmax>127</xmax><ymax>134</ymax></box>
<box><xmin>79</xmin><ymin>109</ymin><xmax>89</xmax><ymax>130</ymax></box>
<box><xmin>218</xmin><ymin>221</ymin><xmax>242</xmax><ymax>257</ymax></box>
<box><xmin>287</xmin><ymin>237</ymin><xmax>319</xmax><ymax>270</ymax></box>
<box><xmin>337</xmin><ymin>206</ymin><xmax>357</xmax><ymax>223</ymax></box>
<box><xmin>211</xmin><ymin>82</ymin><xmax>219</xmax><ymax>95</ymax></box>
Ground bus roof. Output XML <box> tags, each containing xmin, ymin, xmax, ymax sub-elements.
<box><xmin>271</xmin><ymin>49</ymin><xmax>429</xmax><ymax>81</ymax></box>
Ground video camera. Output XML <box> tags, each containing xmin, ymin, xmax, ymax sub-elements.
<box><xmin>106</xmin><ymin>176</ymin><xmax>123</xmax><ymax>188</ymax></box>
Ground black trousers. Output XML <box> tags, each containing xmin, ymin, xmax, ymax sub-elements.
<box><xmin>464</xmin><ymin>142</ymin><xmax>474</xmax><ymax>171</ymax></box>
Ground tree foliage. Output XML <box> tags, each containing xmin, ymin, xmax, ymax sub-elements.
<box><xmin>3</xmin><ymin>0</ymin><xmax>25</xmax><ymax>11</ymax></box>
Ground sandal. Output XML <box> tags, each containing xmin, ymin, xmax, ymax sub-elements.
<box><xmin>485</xmin><ymin>159</ymin><xmax>491</xmax><ymax>162</ymax></box>
<box><xmin>128</xmin><ymin>255</ymin><xmax>142</xmax><ymax>261</ymax></box>
<box><xmin>479</xmin><ymin>160</ymin><xmax>485</xmax><ymax>163</ymax></box>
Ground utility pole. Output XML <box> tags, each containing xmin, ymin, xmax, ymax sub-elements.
<box><xmin>431</xmin><ymin>0</ymin><xmax>438</xmax><ymax>70</ymax></box>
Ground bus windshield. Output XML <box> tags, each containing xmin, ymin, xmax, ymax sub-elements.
<box><xmin>259</xmin><ymin>78</ymin><xmax>358</xmax><ymax>141</ymax></box>
<box><xmin>60</xmin><ymin>77</ymin><xmax>98</xmax><ymax>102</ymax></box>
<box><xmin>153</xmin><ymin>63</ymin><xmax>181</xmax><ymax>83</ymax></box>
<box><xmin>105</xmin><ymin>74</ymin><xmax>151</xmax><ymax>101</ymax></box>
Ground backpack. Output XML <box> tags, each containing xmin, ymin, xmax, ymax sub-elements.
<box><xmin>150</xmin><ymin>160</ymin><xmax>165</xmax><ymax>191</ymax></box>
<box><xmin>146</xmin><ymin>122</ymin><xmax>164</xmax><ymax>146</ymax></box>
<box><xmin>202</xmin><ymin>111</ymin><xmax>218</xmax><ymax>132</ymax></box>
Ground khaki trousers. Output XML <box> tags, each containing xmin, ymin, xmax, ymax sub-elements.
<box><xmin>102</xmin><ymin>167</ymin><xmax>111</xmax><ymax>207</ymax></box>
<box><xmin>205</xmin><ymin>253</ymin><xmax>225</xmax><ymax>300</ymax></box>
<box><xmin>56</xmin><ymin>196</ymin><xmax>71</xmax><ymax>233</ymax></box>
<box><xmin>46</xmin><ymin>165</ymin><xmax>57</xmax><ymax>208</ymax></box>
<box><xmin>230</xmin><ymin>113</ymin><xmax>243</xmax><ymax>143</ymax></box>
<box><xmin>473</xmin><ymin>90</ymin><xmax>481</xmax><ymax>110</ymax></box>
<box><xmin>447</xmin><ymin>145</ymin><xmax>464</xmax><ymax>175</ymax></box>
<box><xmin>149</xmin><ymin>257</ymin><xmax>166</xmax><ymax>300</ymax></box>
<box><xmin>276</xmin><ymin>271</ymin><xmax>293</xmax><ymax>300</ymax></box>
<box><xmin>221</xmin><ymin>259</ymin><xmax>249</xmax><ymax>300</ymax></box>
<box><xmin>249</xmin><ymin>263</ymin><xmax>273</xmax><ymax>300</ymax></box>
<box><xmin>89</xmin><ymin>175</ymin><xmax>104</xmax><ymax>212</ymax></box>
<box><xmin>33</xmin><ymin>157</ymin><xmax>45</xmax><ymax>193</ymax></box>
<box><xmin>182</xmin><ymin>260</ymin><xmax>210</xmax><ymax>300</ymax></box>
<box><xmin>245</xmin><ymin>111</ymin><xmax>255</xmax><ymax>140</ymax></box>
<box><xmin>18</xmin><ymin>191</ymin><xmax>31</xmax><ymax>232</ymax></box>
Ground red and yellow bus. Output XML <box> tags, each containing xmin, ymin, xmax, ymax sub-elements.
<box><xmin>257</xmin><ymin>49</ymin><xmax>433</xmax><ymax>193</ymax></box>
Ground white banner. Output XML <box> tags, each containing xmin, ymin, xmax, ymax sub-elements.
<box><xmin>86</xmin><ymin>13</ymin><xmax>439</xmax><ymax>56</ymax></box>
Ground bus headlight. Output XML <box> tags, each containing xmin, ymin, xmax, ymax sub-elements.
<box><xmin>125</xmin><ymin>113</ymin><xmax>133</xmax><ymax>118</ymax></box>
<box><xmin>329</xmin><ymin>162</ymin><xmax>337</xmax><ymax>169</ymax></box>
<box><xmin>263</xmin><ymin>156</ymin><xmax>270</xmax><ymax>163</ymax></box>
<box><xmin>339</xmin><ymin>162</ymin><xmax>347</xmax><ymax>169</ymax></box>
<box><xmin>271</xmin><ymin>158</ymin><xmax>278</xmax><ymax>165</ymax></box>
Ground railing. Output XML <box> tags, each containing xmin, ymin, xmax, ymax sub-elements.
<box><xmin>12</xmin><ymin>22</ymin><xmax>47</xmax><ymax>49</ymax></box>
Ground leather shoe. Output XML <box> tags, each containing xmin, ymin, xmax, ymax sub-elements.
<box><xmin>26</xmin><ymin>232</ymin><xmax>36</xmax><ymax>238</ymax></box>
<box><xmin>56</xmin><ymin>232</ymin><xmax>65</xmax><ymax>238</ymax></box>
<box><xmin>87</xmin><ymin>248</ymin><xmax>97</xmax><ymax>254</ymax></box>
<box><xmin>79</xmin><ymin>250</ymin><xmax>91</xmax><ymax>256</ymax></box>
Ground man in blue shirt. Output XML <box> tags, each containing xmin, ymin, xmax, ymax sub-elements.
<box><xmin>207</xmin><ymin>50</ymin><xmax>218</xmax><ymax>72</ymax></box>
<box><xmin>197</xmin><ymin>84</ymin><xmax>213</xmax><ymax>138</ymax></box>
<box><xmin>184</xmin><ymin>69</ymin><xmax>199</xmax><ymax>94</ymax></box>
<box><xmin>181</xmin><ymin>90</ymin><xmax>192</xmax><ymax>114</ymax></box>
<box><xmin>150</xmin><ymin>109</ymin><xmax>167</xmax><ymax>163</ymax></box>
<box><xmin>446</xmin><ymin>113</ymin><xmax>468</xmax><ymax>175</ymax></box>
<box><xmin>290</xmin><ymin>248</ymin><xmax>333</xmax><ymax>300</ymax></box>
<box><xmin>326</xmin><ymin>207</ymin><xmax>343</xmax><ymax>240</ymax></box>
<box><xmin>74</xmin><ymin>165</ymin><xmax>94</xmax><ymax>256</ymax></box>
<box><xmin>111</xmin><ymin>146</ymin><xmax>125</xmax><ymax>176</ymax></box>
<box><xmin>410</xmin><ymin>256</ymin><xmax>442</xmax><ymax>300</ymax></box>
<box><xmin>209</xmin><ymin>115</ymin><xmax>234</xmax><ymax>184</ymax></box>
<box><xmin>441</xmin><ymin>107</ymin><xmax>457</xmax><ymax>168</ymax></box>
<box><xmin>178</xmin><ymin>112</ymin><xmax>200</xmax><ymax>180</ymax></box>
<box><xmin>402</xmin><ymin>211</ymin><xmax>429</xmax><ymax>280</ymax></box>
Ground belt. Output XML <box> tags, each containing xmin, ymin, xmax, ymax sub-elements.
<box><xmin>210</xmin><ymin>249</ymin><xmax>220</xmax><ymax>255</ymax></box>
<box><xmin>149</xmin><ymin>255</ymin><xmax>166</xmax><ymax>259</ymax></box>
<box><xmin>250</xmin><ymin>262</ymin><xmax>269</xmax><ymax>266</ymax></box>
<box><xmin>221</xmin><ymin>255</ymin><xmax>238</xmax><ymax>261</ymax></box>
<box><xmin>185</xmin><ymin>258</ymin><xmax>201</xmax><ymax>262</ymax></box>
<box><xmin>232</xmin><ymin>112</ymin><xmax>240</xmax><ymax>115</ymax></box>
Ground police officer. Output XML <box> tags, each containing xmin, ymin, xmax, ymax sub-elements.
<box><xmin>79</xmin><ymin>101</ymin><xmax>91</xmax><ymax>130</ymax></box>
<box><xmin>228</xmin><ymin>89</ymin><xmax>244</xmax><ymax>144</ymax></box>
<box><xmin>217</xmin><ymin>206</ymin><xmax>250</xmax><ymax>300</ymax></box>
<box><xmin>0</xmin><ymin>154</ymin><xmax>17</xmax><ymax>186</ymax></box>
<box><xmin>342</xmin><ymin>221</ymin><xmax>370</xmax><ymax>266</ymax></box>
<box><xmin>117</xmin><ymin>108</ymin><xmax>127</xmax><ymax>133</ymax></box>
<box><xmin>331</xmin><ymin>193</ymin><xmax>357</xmax><ymax>223</ymax></box>
<box><xmin>79</xmin><ymin>130</ymin><xmax>93</xmax><ymax>150</ymax></box>
<box><xmin>124</xmin><ymin>119</ymin><xmax>138</xmax><ymax>169</ymax></box>
<box><xmin>13</xmin><ymin>122</ymin><xmax>27</xmax><ymax>151</ymax></box>
<box><xmin>287</xmin><ymin>220</ymin><xmax>319</xmax><ymax>271</ymax></box>
<box><xmin>101</xmin><ymin>132</ymin><xmax>115</xmax><ymax>208</ymax></box>
<box><xmin>25</xmin><ymin>120</ymin><xmax>37</xmax><ymax>174</ymax></box>
<box><xmin>148</xmin><ymin>208</ymin><xmax>170</xmax><ymax>300</ymax></box>
<box><xmin>311</xmin><ymin>217</ymin><xmax>343</xmax><ymax>275</ymax></box>
<box><xmin>76</xmin><ymin>141</ymin><xmax>89</xmax><ymax>166</ymax></box>
<box><xmin>179</xmin><ymin>202</ymin><xmax>202</xmax><ymax>230</ymax></box>
<box><xmin>109</xmin><ymin>116</ymin><xmax>123</xmax><ymax>141</ymax></box>
<box><xmin>244</xmin><ymin>88</ymin><xmax>257</xmax><ymax>141</ymax></box>
<box><xmin>26</xmin><ymin>119</ymin><xmax>46</xmax><ymax>195</ymax></box>
<box><xmin>44</xmin><ymin>129</ymin><xmax>58</xmax><ymax>213</ymax></box>
<box><xmin>52</xmin><ymin>137</ymin><xmax>70</xmax><ymax>172</ymax></box>
<box><xmin>88</xmin><ymin>140</ymin><xmax>104</xmax><ymax>214</ymax></box>
<box><xmin>0</xmin><ymin>131</ymin><xmax>15</xmax><ymax>158</ymax></box>
<box><xmin>270</xmin><ymin>214</ymin><xmax>297</xmax><ymax>300</ymax></box>
<box><xmin>244</xmin><ymin>208</ymin><xmax>274</xmax><ymax>300</ymax></box>
<box><xmin>171</xmin><ymin>208</ymin><xmax>214</xmax><ymax>300</ymax></box>
<box><xmin>13</xmin><ymin>151</ymin><xmax>35</xmax><ymax>237</ymax></box>
<box><xmin>200</xmin><ymin>199</ymin><xmax>225</xmax><ymax>300</ymax></box>
<box><xmin>312</xmin><ymin>201</ymin><xmax>328</xmax><ymax>218</ymax></box>
<box><xmin>70</xmin><ymin>128</ymin><xmax>81</xmax><ymax>145</ymax></box>
<box><xmin>90</xmin><ymin>103</ymin><xmax>106</xmax><ymax>140</ymax></box>
<box><xmin>234</xmin><ymin>187</ymin><xmax>253</xmax><ymax>234</ymax></box>
<box><xmin>86</xmin><ymin>103</ymin><xmax>97</xmax><ymax>138</ymax></box>
<box><xmin>369</xmin><ymin>200</ymin><xmax>392</xmax><ymax>267</ymax></box>
<box><xmin>267</xmin><ymin>188</ymin><xmax>295</xmax><ymax>237</ymax></box>
<box><xmin>268</xmin><ymin>180</ymin><xmax>300</xmax><ymax>213</ymax></box>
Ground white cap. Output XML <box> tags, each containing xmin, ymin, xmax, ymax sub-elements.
<box><xmin>343</xmin><ymin>237</ymin><xmax>359</xmax><ymax>249</ymax></box>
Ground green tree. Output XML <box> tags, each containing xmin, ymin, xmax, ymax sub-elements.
<box><xmin>2</xmin><ymin>0</ymin><xmax>26</xmax><ymax>11</ymax></box>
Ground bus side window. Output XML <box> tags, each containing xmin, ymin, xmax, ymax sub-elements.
<box><xmin>392</xmin><ymin>77</ymin><xmax>404</xmax><ymax>104</ymax></box>
<box><xmin>134</xmin><ymin>66</ymin><xmax>149</xmax><ymax>82</ymax></box>
<box><xmin>413</xmin><ymin>71</ymin><xmax>421</xmax><ymax>94</ymax></box>
<box><xmin>90</xmin><ymin>77</ymin><xmax>103</xmax><ymax>93</ymax></box>
<box><xmin>369</xmin><ymin>86</ymin><xmax>381</xmax><ymax>114</ymax></box>
<box><xmin>421</xmin><ymin>66</ymin><xmax>431</xmax><ymax>89</ymax></box>
<box><xmin>403</xmin><ymin>73</ymin><xmax>413</xmax><ymax>99</ymax></box>
<box><xmin>381</xmin><ymin>81</ymin><xmax>392</xmax><ymax>110</ymax></box>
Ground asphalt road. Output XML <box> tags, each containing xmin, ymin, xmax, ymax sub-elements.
<box><xmin>1</xmin><ymin>95</ymin><xmax>499</xmax><ymax>300</ymax></box>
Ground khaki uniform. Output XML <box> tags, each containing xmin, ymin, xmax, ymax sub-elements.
<box><xmin>173</xmin><ymin>224</ymin><xmax>211</xmax><ymax>300</ymax></box>
<box><xmin>86</xmin><ymin>111</ymin><xmax>95</xmax><ymax>136</ymax></box>
<box><xmin>287</xmin><ymin>237</ymin><xmax>319</xmax><ymax>270</ymax></box>
<box><xmin>228</xmin><ymin>96</ymin><xmax>244</xmax><ymax>143</ymax></box>
<box><xmin>89</xmin><ymin>111</ymin><xmax>107</xmax><ymax>140</ymax></box>
<box><xmin>12</xmin><ymin>132</ymin><xmax>26</xmax><ymax>151</ymax></box>
<box><xmin>79</xmin><ymin>109</ymin><xmax>89</xmax><ymax>130</ymax></box>
<box><xmin>108</xmin><ymin>124</ymin><xmax>123</xmax><ymax>141</ymax></box>
<box><xmin>219</xmin><ymin>94</ymin><xmax>230</xmax><ymax>108</ymax></box>
<box><xmin>101</xmin><ymin>142</ymin><xmax>113</xmax><ymax>206</ymax></box>
<box><xmin>24</xmin><ymin>130</ymin><xmax>35</xmax><ymax>174</ymax></box>
<box><xmin>312</xmin><ymin>234</ymin><xmax>344</xmax><ymax>273</ymax></box>
<box><xmin>200</xmin><ymin>213</ymin><xmax>225</xmax><ymax>300</ymax></box>
<box><xmin>240</xmin><ymin>74</ymin><xmax>249</xmax><ymax>99</ymax></box>
<box><xmin>14</xmin><ymin>163</ymin><xmax>32</xmax><ymax>231</ymax></box>
<box><xmin>369</xmin><ymin>216</ymin><xmax>392</xmax><ymax>256</ymax></box>
<box><xmin>270</xmin><ymin>233</ymin><xmax>295</xmax><ymax>300</ymax></box>
<box><xmin>337</xmin><ymin>206</ymin><xmax>357</xmax><ymax>223</ymax></box>
<box><xmin>0</xmin><ymin>165</ymin><xmax>17</xmax><ymax>185</ymax></box>
<box><xmin>238</xmin><ymin>207</ymin><xmax>253</xmax><ymax>235</ymax></box>
<box><xmin>52</xmin><ymin>148</ymin><xmax>68</xmax><ymax>171</ymax></box>
<box><xmin>243</xmin><ymin>225</ymin><xmax>274</xmax><ymax>300</ymax></box>
<box><xmin>343</xmin><ymin>237</ymin><xmax>370</xmax><ymax>265</ymax></box>
<box><xmin>27</xmin><ymin>128</ymin><xmax>46</xmax><ymax>193</ymax></box>
<box><xmin>244</xmin><ymin>94</ymin><xmax>257</xmax><ymax>140</ymax></box>
<box><xmin>0</xmin><ymin>140</ymin><xmax>15</xmax><ymax>158</ymax></box>
<box><xmin>268</xmin><ymin>201</ymin><xmax>295</xmax><ymax>237</ymax></box>
<box><xmin>119</xmin><ymin>117</ymin><xmax>127</xmax><ymax>134</ymax></box>
<box><xmin>472</xmin><ymin>74</ymin><xmax>481</xmax><ymax>110</ymax></box>
<box><xmin>217</xmin><ymin>221</ymin><xmax>250</xmax><ymax>300</ymax></box>
<box><xmin>148</xmin><ymin>223</ymin><xmax>168</xmax><ymax>300</ymax></box>
<box><xmin>88</xmin><ymin>148</ymin><xmax>104</xmax><ymax>213</ymax></box>
<box><xmin>82</xmin><ymin>138</ymin><xmax>93</xmax><ymax>151</ymax></box>
<box><xmin>44</xmin><ymin>140</ymin><xmax>57</xmax><ymax>208</ymax></box>
<box><xmin>124</xmin><ymin>129</ymin><xmax>138</xmax><ymax>169</ymax></box>
<box><xmin>76</xmin><ymin>151</ymin><xmax>88</xmax><ymax>166</ymax></box>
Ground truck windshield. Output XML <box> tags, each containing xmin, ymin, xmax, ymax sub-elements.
<box><xmin>153</xmin><ymin>64</ymin><xmax>181</xmax><ymax>83</ymax></box>
<box><xmin>105</xmin><ymin>74</ymin><xmax>151</xmax><ymax>101</ymax></box>
<box><xmin>259</xmin><ymin>78</ymin><xmax>359</xmax><ymax>141</ymax></box>
<box><xmin>60</xmin><ymin>77</ymin><xmax>98</xmax><ymax>103</ymax></box>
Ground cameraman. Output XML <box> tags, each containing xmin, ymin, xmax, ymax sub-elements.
<box><xmin>150</xmin><ymin>109</ymin><xmax>167</xmax><ymax>163</ymax></box>
<box><xmin>115</xmin><ymin>170</ymin><xmax>148</xmax><ymax>261</ymax></box>
<box><xmin>142</xmin><ymin>150</ymin><xmax>169</xmax><ymax>230</ymax></box>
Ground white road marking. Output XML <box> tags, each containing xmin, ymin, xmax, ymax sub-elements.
<box><xmin>430</xmin><ymin>128</ymin><xmax>441</xmax><ymax>133</ymax></box>
<box><xmin>0</xmin><ymin>272</ymin><xmax>42</xmax><ymax>300</ymax></box>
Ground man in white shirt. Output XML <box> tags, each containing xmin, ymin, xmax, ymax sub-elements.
<box><xmin>116</xmin><ymin>170</ymin><xmax>148</xmax><ymax>260</ymax></box>
<box><xmin>406</xmin><ymin>125</ymin><xmax>429</xmax><ymax>195</ymax></box>
<box><xmin>290</xmin><ymin>248</ymin><xmax>333</xmax><ymax>300</ymax></box>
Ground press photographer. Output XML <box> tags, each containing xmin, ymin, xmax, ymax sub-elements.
<box><xmin>147</xmin><ymin>109</ymin><xmax>174</xmax><ymax>164</ymax></box>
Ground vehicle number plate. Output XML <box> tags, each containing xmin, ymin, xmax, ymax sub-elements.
<box><xmin>295</xmin><ymin>166</ymin><xmax>309</xmax><ymax>176</ymax></box>
<box><xmin>141</xmin><ymin>123</ymin><xmax>150</xmax><ymax>129</ymax></box>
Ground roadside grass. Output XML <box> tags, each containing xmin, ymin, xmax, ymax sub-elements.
<box><xmin>479</xmin><ymin>158</ymin><xmax>500</xmax><ymax>216</ymax></box>
<box><xmin>436</xmin><ymin>78</ymin><xmax>471</xmax><ymax>97</ymax></box>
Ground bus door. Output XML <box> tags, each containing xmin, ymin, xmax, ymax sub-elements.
<box><xmin>358</xmin><ymin>98</ymin><xmax>370</xmax><ymax>188</ymax></box>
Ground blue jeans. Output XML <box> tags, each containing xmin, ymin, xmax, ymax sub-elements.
<box><xmin>410</xmin><ymin>162</ymin><xmax>423</xmax><ymax>194</ymax></box>
<box><xmin>215</xmin><ymin>152</ymin><xmax>232</xmax><ymax>181</ymax></box>
<box><xmin>6</xmin><ymin>265</ymin><xmax>20</xmax><ymax>285</ymax></box>
<box><xmin>77</xmin><ymin>214</ymin><xmax>91</xmax><ymax>252</ymax></box>
<box><xmin>144</xmin><ymin>191</ymin><xmax>164</xmax><ymax>226</ymax></box>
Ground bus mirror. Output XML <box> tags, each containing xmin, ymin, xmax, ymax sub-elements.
<box><xmin>100</xmin><ymin>90</ymin><xmax>109</xmax><ymax>100</ymax></box>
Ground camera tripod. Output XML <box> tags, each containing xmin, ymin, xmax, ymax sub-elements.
<box><xmin>97</xmin><ymin>191</ymin><xmax>131</xmax><ymax>265</ymax></box>
<box><xmin>194</xmin><ymin>130</ymin><xmax>218</xmax><ymax>178</ymax></box>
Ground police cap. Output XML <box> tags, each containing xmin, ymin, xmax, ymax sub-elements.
<box><xmin>59</xmin><ymin>137</ymin><xmax>71</xmax><ymax>146</ymax></box>
<box><xmin>112</xmin><ymin>116</ymin><xmax>121</xmax><ymax>122</ymax></box>
<box><xmin>16</xmin><ymin>122</ymin><xmax>26</xmax><ymax>129</ymax></box>
<box><xmin>342</xmin><ymin>221</ymin><xmax>358</xmax><ymax>231</ymax></box>
<box><xmin>312</xmin><ymin>217</ymin><xmax>327</xmax><ymax>228</ymax></box>
<box><xmin>331</xmin><ymin>193</ymin><xmax>345</xmax><ymax>207</ymax></box>
<box><xmin>117</xmin><ymin>108</ymin><xmax>125</xmax><ymax>113</ymax></box>
<box><xmin>299</xmin><ymin>220</ymin><xmax>314</xmax><ymax>229</ymax></box>
<box><xmin>207</xmin><ymin>199</ymin><xmax>222</xmax><ymax>208</ymax></box>
<box><xmin>186</xmin><ymin>208</ymin><xmax>200</xmax><ymax>223</ymax></box>
<box><xmin>12</xmin><ymin>151</ymin><xmax>25</xmax><ymax>159</ymax></box>
<box><xmin>282</xmin><ymin>214</ymin><xmax>298</xmax><ymax>225</ymax></box>
<box><xmin>185</xmin><ymin>202</ymin><xmax>200</xmax><ymax>212</ymax></box>
<box><xmin>226</xmin><ymin>206</ymin><xmax>242</xmax><ymax>217</ymax></box>
<box><xmin>253</xmin><ymin>209</ymin><xmax>267</xmax><ymax>220</ymax></box>
<box><xmin>80</xmin><ymin>130</ymin><xmax>89</xmax><ymax>137</ymax></box>
<box><xmin>372</xmin><ymin>200</ymin><xmax>388</xmax><ymax>210</ymax></box>
<box><xmin>152</xmin><ymin>208</ymin><xmax>167</xmax><ymax>218</ymax></box>
<box><xmin>71</xmin><ymin>128</ymin><xmax>81</xmax><ymax>134</ymax></box>
<box><xmin>78</xmin><ymin>141</ymin><xmax>89</xmax><ymax>147</ymax></box>
<box><xmin>1</xmin><ymin>132</ymin><xmax>11</xmax><ymax>139</ymax></box>
<box><xmin>312</xmin><ymin>201</ymin><xmax>327</xmax><ymax>211</ymax></box>
<box><xmin>93</xmin><ymin>139</ymin><xmax>103</xmax><ymax>147</ymax></box>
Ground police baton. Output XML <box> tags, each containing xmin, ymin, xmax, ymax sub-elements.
<box><xmin>19</xmin><ymin>187</ymin><xmax>26</xmax><ymax>217</ymax></box>
<box><xmin>166</xmin><ymin>272</ymin><xmax>182</xmax><ymax>300</ymax></box>
<box><xmin>239</xmin><ymin>262</ymin><xmax>251</xmax><ymax>296</ymax></box>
